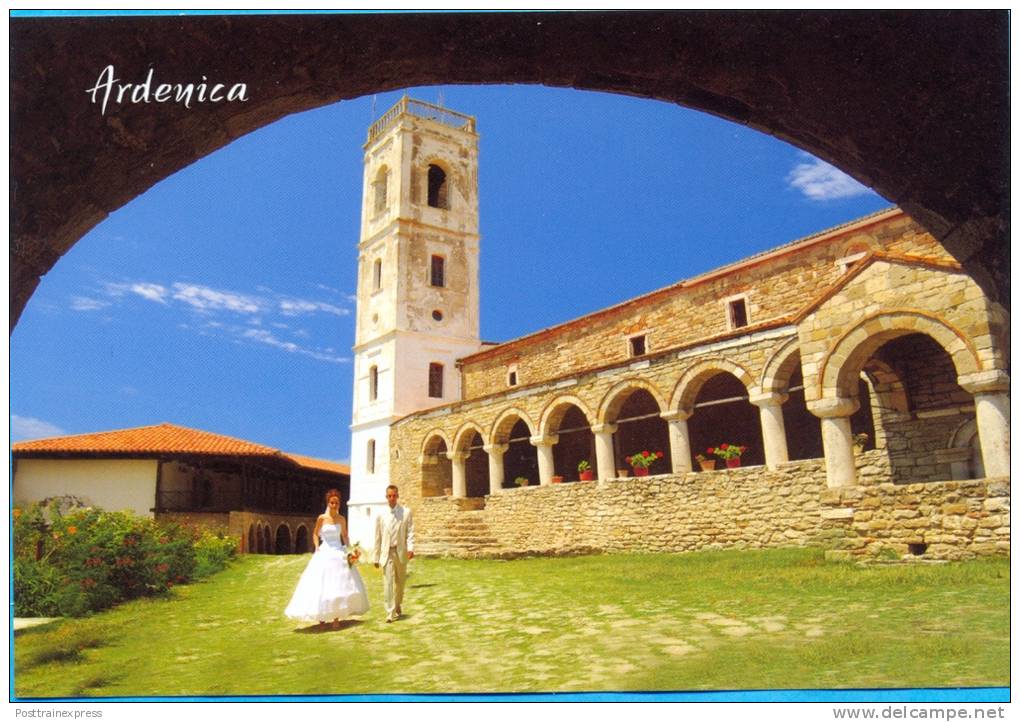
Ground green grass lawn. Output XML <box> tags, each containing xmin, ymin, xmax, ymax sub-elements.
<box><xmin>13</xmin><ymin>548</ymin><xmax>1009</xmax><ymax>697</ymax></box>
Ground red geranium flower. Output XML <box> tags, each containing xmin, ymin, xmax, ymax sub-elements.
<box><xmin>720</xmin><ymin>443</ymin><xmax>729</xmax><ymax>450</ymax></box>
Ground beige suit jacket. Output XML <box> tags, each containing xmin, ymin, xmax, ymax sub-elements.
<box><xmin>374</xmin><ymin>504</ymin><xmax>414</xmax><ymax>565</ymax></box>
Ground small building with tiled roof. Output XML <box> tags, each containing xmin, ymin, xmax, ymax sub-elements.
<box><xmin>12</xmin><ymin>423</ymin><xmax>350</xmax><ymax>555</ymax></box>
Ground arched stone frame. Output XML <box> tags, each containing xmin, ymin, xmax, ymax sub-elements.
<box><xmin>942</xmin><ymin>418</ymin><xmax>984</xmax><ymax>480</ymax></box>
<box><xmin>452</xmin><ymin>421</ymin><xmax>488</xmax><ymax>455</ymax></box>
<box><xmin>275</xmin><ymin>523</ymin><xmax>292</xmax><ymax>555</ymax></box>
<box><xmin>295</xmin><ymin>524</ymin><xmax>310</xmax><ymax>554</ymax></box>
<box><xmin>247</xmin><ymin>524</ymin><xmax>256</xmax><ymax>554</ymax></box>
<box><xmin>255</xmin><ymin>523</ymin><xmax>264</xmax><ymax>553</ymax></box>
<box><xmin>489</xmin><ymin>408</ymin><xmax>539</xmax><ymax>489</ymax></box>
<box><xmin>596</xmin><ymin>378</ymin><xmax>668</xmax><ymax>425</ymax></box>
<box><xmin>450</xmin><ymin>421</ymin><xmax>489</xmax><ymax>498</ymax></box>
<box><xmin>262</xmin><ymin>525</ymin><xmax>273</xmax><ymax>555</ymax></box>
<box><xmin>671</xmin><ymin>358</ymin><xmax>757</xmax><ymax>412</ymax></box>
<box><xmin>490</xmin><ymin>407</ymin><xmax>537</xmax><ymax>444</ymax></box>
<box><xmin>757</xmin><ymin>337</ymin><xmax>824</xmax><ymax>464</ymax></box>
<box><xmin>597</xmin><ymin>378</ymin><xmax>670</xmax><ymax>476</ymax></box>
<box><xmin>419</xmin><ymin>430</ymin><xmax>453</xmax><ymax>498</ymax></box>
<box><xmin>670</xmin><ymin>358</ymin><xmax>763</xmax><ymax>468</ymax></box>
<box><xmin>418</xmin><ymin>154</ymin><xmax>457</xmax><ymax>210</ymax></box>
<box><xmin>373</xmin><ymin>164</ymin><xmax>390</xmax><ymax>215</ymax></box>
<box><xmin>818</xmin><ymin>310</ymin><xmax>982</xmax><ymax>402</ymax></box>
<box><xmin>537</xmin><ymin>395</ymin><xmax>596</xmax><ymax>481</ymax></box>
<box><xmin>538</xmin><ymin>394</ymin><xmax>595</xmax><ymax>438</ymax></box>
<box><xmin>758</xmin><ymin>336</ymin><xmax>802</xmax><ymax>397</ymax></box>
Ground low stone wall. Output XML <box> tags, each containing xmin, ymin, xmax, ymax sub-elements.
<box><xmin>413</xmin><ymin>452</ymin><xmax>1009</xmax><ymax>561</ymax></box>
<box><xmin>821</xmin><ymin>477</ymin><xmax>1010</xmax><ymax>560</ymax></box>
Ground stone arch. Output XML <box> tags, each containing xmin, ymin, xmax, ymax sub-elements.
<box><xmin>490</xmin><ymin>407</ymin><xmax>536</xmax><ymax>444</ymax></box>
<box><xmin>819</xmin><ymin>310</ymin><xmax>982</xmax><ymax>401</ymax></box>
<box><xmin>759</xmin><ymin>337</ymin><xmax>802</xmax><ymax>395</ymax></box>
<box><xmin>452</xmin><ymin>421</ymin><xmax>488</xmax><ymax>455</ymax></box>
<box><xmin>262</xmin><ymin>525</ymin><xmax>273</xmax><ymax>555</ymax></box>
<box><xmin>538</xmin><ymin>395</ymin><xmax>594</xmax><ymax>437</ymax></box>
<box><xmin>294</xmin><ymin>525</ymin><xmax>310</xmax><ymax>554</ymax></box>
<box><xmin>420</xmin><ymin>429</ymin><xmax>452</xmax><ymax>456</ymax></box>
<box><xmin>420</xmin><ymin>431</ymin><xmax>452</xmax><ymax>498</ymax></box>
<box><xmin>860</xmin><ymin>357</ymin><xmax>910</xmax><ymax>418</ymax></box>
<box><xmin>9</xmin><ymin>15</ymin><xmax>1007</xmax><ymax>331</ymax></box>
<box><xmin>275</xmin><ymin>524</ymin><xmax>292</xmax><ymax>555</ymax></box>
<box><xmin>597</xmin><ymin>378</ymin><xmax>668</xmax><ymax>425</ymax></box>
<box><xmin>247</xmin><ymin>524</ymin><xmax>256</xmax><ymax>554</ymax></box>
<box><xmin>672</xmin><ymin>358</ymin><xmax>756</xmax><ymax>412</ymax></box>
<box><xmin>255</xmin><ymin>523</ymin><xmax>264</xmax><ymax>553</ymax></box>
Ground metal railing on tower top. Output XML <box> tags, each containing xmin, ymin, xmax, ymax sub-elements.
<box><xmin>367</xmin><ymin>97</ymin><xmax>476</xmax><ymax>142</ymax></box>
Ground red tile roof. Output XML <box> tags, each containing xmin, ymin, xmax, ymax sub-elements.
<box><xmin>12</xmin><ymin>423</ymin><xmax>349</xmax><ymax>476</ymax></box>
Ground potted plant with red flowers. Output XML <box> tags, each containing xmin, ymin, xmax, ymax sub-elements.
<box><xmin>577</xmin><ymin>460</ymin><xmax>594</xmax><ymax>481</ymax></box>
<box><xmin>626</xmin><ymin>450</ymin><xmax>664</xmax><ymax>477</ymax></box>
<box><xmin>709</xmin><ymin>443</ymin><xmax>748</xmax><ymax>469</ymax></box>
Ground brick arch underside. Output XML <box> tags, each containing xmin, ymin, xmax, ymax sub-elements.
<box><xmin>9</xmin><ymin>12</ymin><xmax>1009</xmax><ymax>331</ymax></box>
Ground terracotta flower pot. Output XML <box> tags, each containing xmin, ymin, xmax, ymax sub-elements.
<box><xmin>551</xmin><ymin>475</ymin><xmax>564</xmax><ymax>484</ymax></box>
<box><xmin>579</xmin><ymin>470</ymin><xmax>594</xmax><ymax>481</ymax></box>
<box><xmin>698</xmin><ymin>459</ymin><xmax>716</xmax><ymax>471</ymax></box>
<box><xmin>617</xmin><ymin>469</ymin><xmax>630</xmax><ymax>478</ymax></box>
<box><xmin>443</xmin><ymin>487</ymin><xmax>453</xmax><ymax>496</ymax></box>
<box><xmin>633</xmin><ymin>466</ymin><xmax>649</xmax><ymax>477</ymax></box>
<box><xmin>726</xmin><ymin>457</ymin><xmax>741</xmax><ymax>469</ymax></box>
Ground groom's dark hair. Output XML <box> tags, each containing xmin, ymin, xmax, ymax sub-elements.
<box><xmin>386</xmin><ymin>484</ymin><xmax>399</xmax><ymax>493</ymax></box>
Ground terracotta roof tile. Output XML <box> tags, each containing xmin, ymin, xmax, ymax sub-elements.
<box><xmin>12</xmin><ymin>423</ymin><xmax>348</xmax><ymax>476</ymax></box>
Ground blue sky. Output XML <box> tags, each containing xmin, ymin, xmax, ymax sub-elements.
<box><xmin>9</xmin><ymin>84</ymin><xmax>890</xmax><ymax>462</ymax></box>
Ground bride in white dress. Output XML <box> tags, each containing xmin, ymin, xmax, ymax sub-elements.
<box><xmin>285</xmin><ymin>489</ymin><xmax>369</xmax><ymax>629</ymax></box>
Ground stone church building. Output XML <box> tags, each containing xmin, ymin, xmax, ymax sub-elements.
<box><xmin>346</xmin><ymin>98</ymin><xmax>1009</xmax><ymax>561</ymax></box>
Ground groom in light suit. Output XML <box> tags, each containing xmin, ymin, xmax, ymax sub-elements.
<box><xmin>374</xmin><ymin>484</ymin><xmax>414</xmax><ymax>622</ymax></box>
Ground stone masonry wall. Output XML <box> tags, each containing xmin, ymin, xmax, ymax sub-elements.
<box><xmin>460</xmin><ymin>214</ymin><xmax>949</xmax><ymax>399</ymax></box>
<box><xmin>411</xmin><ymin>453</ymin><xmax>1008</xmax><ymax>562</ymax></box>
<box><xmin>820</xmin><ymin>476</ymin><xmax>1010</xmax><ymax>560</ymax></box>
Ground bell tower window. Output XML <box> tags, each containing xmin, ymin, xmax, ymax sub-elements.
<box><xmin>372</xmin><ymin>258</ymin><xmax>382</xmax><ymax>291</ymax></box>
<box><xmin>430</xmin><ymin>255</ymin><xmax>446</xmax><ymax>287</ymax></box>
<box><xmin>368</xmin><ymin>365</ymin><xmax>378</xmax><ymax>401</ymax></box>
<box><xmin>373</xmin><ymin>166</ymin><xmax>389</xmax><ymax>215</ymax></box>
<box><xmin>427</xmin><ymin>164</ymin><xmax>449</xmax><ymax>209</ymax></box>
<box><xmin>428</xmin><ymin>362</ymin><xmax>444</xmax><ymax>398</ymax></box>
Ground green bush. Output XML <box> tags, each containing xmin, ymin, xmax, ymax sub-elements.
<box><xmin>13</xmin><ymin>502</ymin><xmax>237</xmax><ymax>617</ymax></box>
<box><xmin>193</xmin><ymin>529</ymin><xmax>238</xmax><ymax>579</ymax></box>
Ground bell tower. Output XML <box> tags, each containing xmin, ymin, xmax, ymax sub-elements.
<box><xmin>347</xmin><ymin>97</ymin><xmax>481</xmax><ymax>544</ymax></box>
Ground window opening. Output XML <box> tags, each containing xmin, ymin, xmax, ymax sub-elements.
<box><xmin>427</xmin><ymin>164</ymin><xmax>449</xmax><ymax>209</ymax></box>
<box><xmin>629</xmin><ymin>335</ymin><xmax>646</xmax><ymax>357</ymax></box>
<box><xmin>430</xmin><ymin>255</ymin><xmax>445</xmax><ymax>287</ymax></box>
<box><xmin>428</xmin><ymin>362</ymin><xmax>444</xmax><ymax>398</ymax></box>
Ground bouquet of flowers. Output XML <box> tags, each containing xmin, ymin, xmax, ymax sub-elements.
<box><xmin>708</xmin><ymin>444</ymin><xmax>746</xmax><ymax>460</ymax></box>
<box><xmin>626</xmin><ymin>450</ymin><xmax>664</xmax><ymax>469</ymax></box>
<box><xmin>346</xmin><ymin>541</ymin><xmax>363</xmax><ymax>566</ymax></box>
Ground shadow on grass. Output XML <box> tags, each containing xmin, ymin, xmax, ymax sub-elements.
<box><xmin>409</xmin><ymin>583</ymin><xmax>437</xmax><ymax>589</ymax></box>
<box><xmin>292</xmin><ymin>619</ymin><xmax>366</xmax><ymax>634</ymax></box>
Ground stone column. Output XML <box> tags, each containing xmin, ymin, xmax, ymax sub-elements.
<box><xmin>959</xmin><ymin>370</ymin><xmax>1011</xmax><ymax>478</ymax></box>
<box><xmin>749</xmin><ymin>391</ymin><xmax>790</xmax><ymax>469</ymax></box>
<box><xmin>590</xmin><ymin>423</ymin><xmax>617</xmax><ymax>480</ymax></box>
<box><xmin>447</xmin><ymin>451</ymin><xmax>468</xmax><ymax>498</ymax></box>
<box><xmin>808</xmin><ymin>397</ymin><xmax>860</xmax><ymax>488</ymax></box>
<box><xmin>530</xmin><ymin>434</ymin><xmax>559</xmax><ymax>486</ymax></box>
<box><xmin>660</xmin><ymin>409</ymin><xmax>693</xmax><ymax>474</ymax></box>
<box><xmin>484</xmin><ymin>443</ymin><xmax>508</xmax><ymax>495</ymax></box>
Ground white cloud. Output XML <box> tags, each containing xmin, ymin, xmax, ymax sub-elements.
<box><xmin>130</xmin><ymin>283</ymin><xmax>169</xmax><ymax>304</ymax></box>
<box><xmin>70</xmin><ymin>296</ymin><xmax>111</xmax><ymax>311</ymax></box>
<box><xmin>240</xmin><ymin>328</ymin><xmax>348</xmax><ymax>364</ymax></box>
<box><xmin>171</xmin><ymin>283</ymin><xmax>263</xmax><ymax>314</ymax></box>
<box><xmin>11</xmin><ymin>415</ymin><xmax>66</xmax><ymax>440</ymax></box>
<box><xmin>278</xmin><ymin>298</ymin><xmax>349</xmax><ymax>317</ymax></box>
<box><xmin>787</xmin><ymin>156</ymin><xmax>872</xmax><ymax>201</ymax></box>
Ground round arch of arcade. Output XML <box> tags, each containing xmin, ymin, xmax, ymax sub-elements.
<box><xmin>244</xmin><ymin>517</ymin><xmax>314</xmax><ymax>555</ymax></box>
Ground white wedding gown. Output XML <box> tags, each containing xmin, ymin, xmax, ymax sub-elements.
<box><xmin>284</xmin><ymin>522</ymin><xmax>370</xmax><ymax>622</ymax></box>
